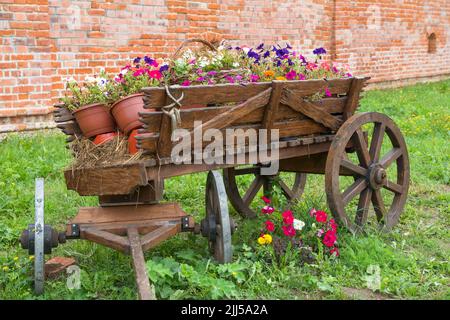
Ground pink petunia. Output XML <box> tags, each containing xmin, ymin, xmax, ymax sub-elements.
<box><xmin>181</xmin><ymin>80</ymin><xmax>191</xmax><ymax>86</ymax></box>
<box><xmin>285</xmin><ymin>70</ymin><xmax>297</xmax><ymax>80</ymax></box>
<box><xmin>261</xmin><ymin>196</ymin><xmax>271</xmax><ymax>204</ymax></box>
<box><xmin>325</xmin><ymin>88</ymin><xmax>332</xmax><ymax>97</ymax></box>
<box><xmin>148</xmin><ymin>69</ymin><xmax>162</xmax><ymax>80</ymax></box>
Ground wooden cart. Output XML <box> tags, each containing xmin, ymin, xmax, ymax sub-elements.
<box><xmin>21</xmin><ymin>77</ymin><xmax>410</xmax><ymax>299</ymax></box>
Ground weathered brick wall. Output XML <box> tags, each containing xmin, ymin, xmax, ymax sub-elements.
<box><xmin>0</xmin><ymin>0</ymin><xmax>449</xmax><ymax>132</ymax></box>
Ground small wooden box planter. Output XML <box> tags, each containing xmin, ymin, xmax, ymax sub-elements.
<box><xmin>42</xmin><ymin>76</ymin><xmax>410</xmax><ymax>299</ymax></box>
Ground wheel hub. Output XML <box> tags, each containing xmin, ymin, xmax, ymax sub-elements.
<box><xmin>368</xmin><ymin>163</ymin><xmax>387</xmax><ymax>190</ymax></box>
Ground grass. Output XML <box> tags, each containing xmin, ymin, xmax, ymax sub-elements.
<box><xmin>0</xmin><ymin>80</ymin><xmax>449</xmax><ymax>300</ymax></box>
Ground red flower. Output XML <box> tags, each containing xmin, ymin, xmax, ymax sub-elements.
<box><xmin>261</xmin><ymin>196</ymin><xmax>271</xmax><ymax>204</ymax></box>
<box><xmin>282</xmin><ymin>225</ymin><xmax>296</xmax><ymax>237</ymax></box>
<box><xmin>148</xmin><ymin>69</ymin><xmax>162</xmax><ymax>80</ymax></box>
<box><xmin>261</xmin><ymin>206</ymin><xmax>274</xmax><ymax>214</ymax></box>
<box><xmin>323</xmin><ymin>230</ymin><xmax>337</xmax><ymax>247</ymax></box>
<box><xmin>265</xmin><ymin>220</ymin><xmax>275</xmax><ymax>232</ymax></box>
<box><xmin>282</xmin><ymin>210</ymin><xmax>294</xmax><ymax>225</ymax></box>
<box><xmin>315</xmin><ymin>210</ymin><xmax>328</xmax><ymax>223</ymax></box>
<box><xmin>329</xmin><ymin>218</ymin><xmax>338</xmax><ymax>232</ymax></box>
<box><xmin>330</xmin><ymin>247</ymin><xmax>339</xmax><ymax>257</ymax></box>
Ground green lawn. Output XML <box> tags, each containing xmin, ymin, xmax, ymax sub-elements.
<box><xmin>0</xmin><ymin>80</ymin><xmax>449</xmax><ymax>300</ymax></box>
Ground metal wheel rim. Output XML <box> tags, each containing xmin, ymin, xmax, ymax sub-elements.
<box><xmin>206</xmin><ymin>171</ymin><xmax>232</xmax><ymax>263</ymax></box>
<box><xmin>325</xmin><ymin>112</ymin><xmax>410</xmax><ymax>233</ymax></box>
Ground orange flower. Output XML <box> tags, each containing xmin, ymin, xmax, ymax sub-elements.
<box><xmin>264</xmin><ymin>70</ymin><xmax>275</xmax><ymax>78</ymax></box>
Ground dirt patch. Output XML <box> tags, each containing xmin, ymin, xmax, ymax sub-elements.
<box><xmin>342</xmin><ymin>287</ymin><xmax>393</xmax><ymax>300</ymax></box>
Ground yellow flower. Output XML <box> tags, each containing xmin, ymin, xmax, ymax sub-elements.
<box><xmin>29</xmin><ymin>255</ymin><xmax>34</xmax><ymax>261</ymax></box>
<box><xmin>275</xmin><ymin>76</ymin><xmax>286</xmax><ymax>81</ymax></box>
<box><xmin>257</xmin><ymin>234</ymin><xmax>273</xmax><ymax>245</ymax></box>
<box><xmin>257</xmin><ymin>236</ymin><xmax>266</xmax><ymax>245</ymax></box>
<box><xmin>263</xmin><ymin>234</ymin><xmax>273</xmax><ymax>244</ymax></box>
<box><xmin>2</xmin><ymin>266</ymin><xmax>9</xmax><ymax>272</ymax></box>
<box><xmin>264</xmin><ymin>70</ymin><xmax>275</xmax><ymax>78</ymax></box>
<box><xmin>13</xmin><ymin>256</ymin><xmax>19</xmax><ymax>262</ymax></box>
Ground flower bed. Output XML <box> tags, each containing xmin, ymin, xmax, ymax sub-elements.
<box><xmin>257</xmin><ymin>196</ymin><xmax>339</xmax><ymax>264</ymax></box>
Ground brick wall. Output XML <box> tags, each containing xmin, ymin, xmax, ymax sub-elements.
<box><xmin>1</xmin><ymin>0</ymin><xmax>449</xmax><ymax>133</ymax></box>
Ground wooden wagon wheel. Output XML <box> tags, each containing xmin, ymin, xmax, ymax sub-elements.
<box><xmin>325</xmin><ymin>112</ymin><xmax>410</xmax><ymax>233</ymax></box>
<box><xmin>223</xmin><ymin>165</ymin><xmax>307</xmax><ymax>218</ymax></box>
<box><xmin>203</xmin><ymin>170</ymin><xmax>233</xmax><ymax>263</ymax></box>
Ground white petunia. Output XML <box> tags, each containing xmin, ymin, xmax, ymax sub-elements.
<box><xmin>293</xmin><ymin>219</ymin><xmax>305</xmax><ymax>231</ymax></box>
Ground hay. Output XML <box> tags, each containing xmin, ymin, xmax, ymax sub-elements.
<box><xmin>69</xmin><ymin>134</ymin><xmax>152</xmax><ymax>169</ymax></box>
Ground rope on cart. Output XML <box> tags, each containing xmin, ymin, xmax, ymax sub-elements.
<box><xmin>161</xmin><ymin>85</ymin><xmax>184</xmax><ymax>133</ymax></box>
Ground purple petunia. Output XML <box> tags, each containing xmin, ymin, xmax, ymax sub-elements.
<box><xmin>159</xmin><ymin>64</ymin><xmax>169</xmax><ymax>72</ymax></box>
<box><xmin>144</xmin><ymin>56</ymin><xmax>154</xmax><ymax>65</ymax></box>
<box><xmin>263</xmin><ymin>50</ymin><xmax>270</xmax><ymax>58</ymax></box>
<box><xmin>313</xmin><ymin>47</ymin><xmax>327</xmax><ymax>55</ymax></box>
<box><xmin>275</xmin><ymin>47</ymin><xmax>289</xmax><ymax>58</ymax></box>
<box><xmin>256</xmin><ymin>43</ymin><xmax>264</xmax><ymax>50</ymax></box>
<box><xmin>207</xmin><ymin>71</ymin><xmax>217</xmax><ymax>77</ymax></box>
<box><xmin>133</xmin><ymin>57</ymin><xmax>141</xmax><ymax>64</ymax></box>
<box><xmin>247</xmin><ymin>49</ymin><xmax>260</xmax><ymax>61</ymax></box>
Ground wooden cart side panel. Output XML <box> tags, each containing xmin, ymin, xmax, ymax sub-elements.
<box><xmin>343</xmin><ymin>77</ymin><xmax>370</xmax><ymax>119</ymax></box>
<box><xmin>142</xmin><ymin>82</ymin><xmax>272</xmax><ymax>109</ymax></box>
<box><xmin>64</xmin><ymin>162</ymin><xmax>148</xmax><ymax>196</ymax></box>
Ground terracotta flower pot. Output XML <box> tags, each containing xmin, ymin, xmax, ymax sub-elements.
<box><xmin>72</xmin><ymin>103</ymin><xmax>115</xmax><ymax>138</ymax></box>
<box><xmin>92</xmin><ymin>132</ymin><xmax>118</xmax><ymax>146</ymax></box>
<box><xmin>128</xmin><ymin>129</ymin><xmax>140</xmax><ymax>154</ymax></box>
<box><xmin>110</xmin><ymin>93</ymin><xmax>146</xmax><ymax>134</ymax></box>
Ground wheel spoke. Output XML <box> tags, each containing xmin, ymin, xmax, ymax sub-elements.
<box><xmin>352</xmin><ymin>129</ymin><xmax>371</xmax><ymax>168</ymax></box>
<box><xmin>341</xmin><ymin>158</ymin><xmax>368</xmax><ymax>177</ymax></box>
<box><xmin>369</xmin><ymin>122</ymin><xmax>385</xmax><ymax>163</ymax></box>
<box><xmin>355</xmin><ymin>188</ymin><xmax>372</xmax><ymax>226</ymax></box>
<box><xmin>278</xmin><ymin>179</ymin><xmax>295</xmax><ymax>200</ymax></box>
<box><xmin>383</xmin><ymin>180</ymin><xmax>403</xmax><ymax>194</ymax></box>
<box><xmin>380</xmin><ymin>148</ymin><xmax>402</xmax><ymax>168</ymax></box>
<box><xmin>242</xmin><ymin>176</ymin><xmax>264</xmax><ymax>205</ymax></box>
<box><xmin>342</xmin><ymin>178</ymin><xmax>368</xmax><ymax>206</ymax></box>
<box><xmin>371</xmin><ymin>189</ymin><xmax>386</xmax><ymax>221</ymax></box>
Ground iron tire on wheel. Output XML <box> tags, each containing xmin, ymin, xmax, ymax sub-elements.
<box><xmin>223</xmin><ymin>165</ymin><xmax>306</xmax><ymax>218</ymax></box>
<box><xmin>325</xmin><ymin>112</ymin><xmax>410</xmax><ymax>233</ymax></box>
<box><xmin>205</xmin><ymin>171</ymin><xmax>233</xmax><ymax>263</ymax></box>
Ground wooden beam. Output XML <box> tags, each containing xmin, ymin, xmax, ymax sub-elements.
<box><xmin>128</xmin><ymin>228</ymin><xmax>156</xmax><ymax>300</ymax></box>
<box><xmin>281</xmin><ymin>88</ymin><xmax>343</xmax><ymax>131</ymax></box>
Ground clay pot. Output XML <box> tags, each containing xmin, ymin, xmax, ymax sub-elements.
<box><xmin>110</xmin><ymin>93</ymin><xmax>146</xmax><ymax>134</ymax></box>
<box><xmin>92</xmin><ymin>132</ymin><xmax>118</xmax><ymax>146</ymax></box>
<box><xmin>72</xmin><ymin>103</ymin><xmax>115</xmax><ymax>138</ymax></box>
<box><xmin>128</xmin><ymin>129</ymin><xmax>140</xmax><ymax>154</ymax></box>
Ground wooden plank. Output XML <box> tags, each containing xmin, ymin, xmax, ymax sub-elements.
<box><xmin>64</xmin><ymin>163</ymin><xmax>148</xmax><ymax>196</ymax></box>
<box><xmin>262</xmin><ymin>82</ymin><xmax>282</xmax><ymax>131</ymax></box>
<box><xmin>53</xmin><ymin>104</ymin><xmax>75</xmax><ymax>123</ymax></box>
<box><xmin>343</xmin><ymin>77</ymin><xmax>370</xmax><ymax>119</ymax></box>
<box><xmin>191</xmin><ymin>87</ymin><xmax>271</xmax><ymax>133</ymax></box>
<box><xmin>82</xmin><ymin>228</ymin><xmax>129</xmax><ymax>253</ymax></box>
<box><xmin>128</xmin><ymin>227</ymin><xmax>156</xmax><ymax>300</ymax></box>
<box><xmin>156</xmin><ymin>91</ymin><xmax>174</xmax><ymax>158</ymax></box>
<box><xmin>141</xmin><ymin>224</ymin><xmax>179</xmax><ymax>252</ymax></box>
<box><xmin>281</xmin><ymin>78</ymin><xmax>353</xmax><ymax>96</ymax></box>
<box><xmin>281</xmin><ymin>88</ymin><xmax>343</xmax><ymax>130</ymax></box>
<box><xmin>71</xmin><ymin>202</ymin><xmax>185</xmax><ymax>225</ymax></box>
<box><xmin>142</xmin><ymin>82</ymin><xmax>272</xmax><ymax>109</ymax></box>
<box><xmin>273</xmin><ymin>119</ymin><xmax>331</xmax><ymax>137</ymax></box>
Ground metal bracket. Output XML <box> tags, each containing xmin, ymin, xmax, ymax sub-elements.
<box><xmin>181</xmin><ymin>216</ymin><xmax>194</xmax><ymax>232</ymax></box>
<box><xmin>66</xmin><ymin>224</ymin><xmax>80</xmax><ymax>239</ymax></box>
